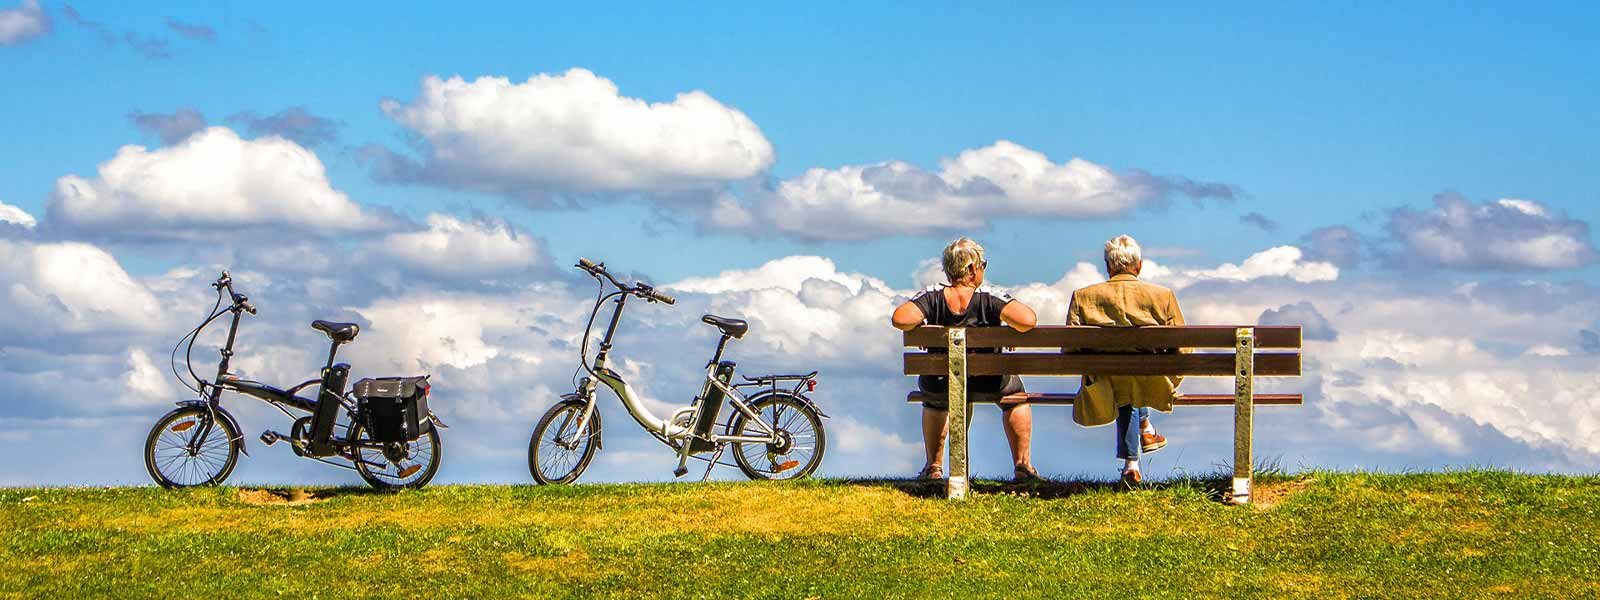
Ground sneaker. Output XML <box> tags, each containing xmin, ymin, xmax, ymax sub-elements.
<box><xmin>1120</xmin><ymin>468</ymin><xmax>1142</xmax><ymax>486</ymax></box>
<box><xmin>917</xmin><ymin>465</ymin><xmax>944</xmax><ymax>481</ymax></box>
<box><xmin>1140</xmin><ymin>418</ymin><xmax>1167</xmax><ymax>454</ymax></box>
<box><xmin>1141</xmin><ymin>432</ymin><xmax>1168</xmax><ymax>454</ymax></box>
<box><xmin>1013</xmin><ymin>465</ymin><xmax>1044</xmax><ymax>483</ymax></box>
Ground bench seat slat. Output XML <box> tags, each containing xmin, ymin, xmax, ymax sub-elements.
<box><xmin>903</xmin><ymin>325</ymin><xmax>1302</xmax><ymax>350</ymax></box>
<box><xmin>905</xmin><ymin>391</ymin><xmax>1304</xmax><ymax>406</ymax></box>
<box><xmin>902</xmin><ymin>352</ymin><xmax>1301</xmax><ymax>377</ymax></box>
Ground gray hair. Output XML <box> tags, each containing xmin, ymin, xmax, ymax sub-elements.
<box><xmin>942</xmin><ymin>237</ymin><xmax>986</xmax><ymax>284</ymax></box>
<box><xmin>1104</xmin><ymin>235</ymin><xmax>1143</xmax><ymax>274</ymax></box>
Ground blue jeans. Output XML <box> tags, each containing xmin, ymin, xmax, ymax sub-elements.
<box><xmin>1115</xmin><ymin>406</ymin><xmax>1150</xmax><ymax>459</ymax></box>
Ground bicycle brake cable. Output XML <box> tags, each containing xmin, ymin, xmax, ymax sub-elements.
<box><xmin>170</xmin><ymin>286</ymin><xmax>223</xmax><ymax>395</ymax></box>
<box><xmin>572</xmin><ymin>275</ymin><xmax>606</xmax><ymax>389</ymax></box>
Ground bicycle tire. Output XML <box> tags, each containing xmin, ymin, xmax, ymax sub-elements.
<box><xmin>145</xmin><ymin>406</ymin><xmax>240</xmax><ymax>488</ymax></box>
<box><xmin>528</xmin><ymin>400</ymin><xmax>600</xmax><ymax>485</ymax></box>
<box><xmin>731</xmin><ymin>393</ymin><xmax>826</xmax><ymax>481</ymax></box>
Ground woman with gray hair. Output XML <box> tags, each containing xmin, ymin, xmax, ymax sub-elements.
<box><xmin>892</xmin><ymin>237</ymin><xmax>1040</xmax><ymax>482</ymax></box>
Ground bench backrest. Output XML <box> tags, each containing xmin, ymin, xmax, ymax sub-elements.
<box><xmin>901</xmin><ymin>325</ymin><xmax>1302</xmax><ymax>377</ymax></box>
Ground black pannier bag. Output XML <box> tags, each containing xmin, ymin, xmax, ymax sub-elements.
<box><xmin>353</xmin><ymin>376</ymin><xmax>431</xmax><ymax>443</ymax></box>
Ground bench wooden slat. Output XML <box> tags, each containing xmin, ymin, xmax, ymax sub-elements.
<box><xmin>902</xmin><ymin>351</ymin><xmax>1301</xmax><ymax>377</ymax></box>
<box><xmin>905</xmin><ymin>391</ymin><xmax>1304</xmax><ymax>406</ymax></box>
<box><xmin>903</xmin><ymin>325</ymin><xmax>1302</xmax><ymax>350</ymax></box>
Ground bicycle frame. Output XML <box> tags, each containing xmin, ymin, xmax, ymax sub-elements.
<box><xmin>559</xmin><ymin>287</ymin><xmax>814</xmax><ymax>459</ymax></box>
<box><xmin>179</xmin><ymin>280</ymin><xmax>392</xmax><ymax>468</ymax></box>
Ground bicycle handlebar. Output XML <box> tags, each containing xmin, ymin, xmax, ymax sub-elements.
<box><xmin>576</xmin><ymin>257</ymin><xmax>674</xmax><ymax>304</ymax></box>
<box><xmin>644</xmin><ymin>288</ymin><xmax>675</xmax><ymax>305</ymax></box>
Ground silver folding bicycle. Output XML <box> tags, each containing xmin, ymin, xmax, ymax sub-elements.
<box><xmin>527</xmin><ymin>258</ymin><xmax>828</xmax><ymax>483</ymax></box>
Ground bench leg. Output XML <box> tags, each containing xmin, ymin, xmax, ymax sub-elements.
<box><xmin>947</xmin><ymin>328</ymin><xmax>968</xmax><ymax>500</ymax></box>
<box><xmin>1232</xmin><ymin>327</ymin><xmax>1255</xmax><ymax>505</ymax></box>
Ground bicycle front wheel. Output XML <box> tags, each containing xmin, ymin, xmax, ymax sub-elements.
<box><xmin>731</xmin><ymin>394</ymin><xmax>825</xmax><ymax>481</ymax></box>
<box><xmin>528</xmin><ymin>400</ymin><xmax>599</xmax><ymax>485</ymax></box>
<box><xmin>145</xmin><ymin>405</ymin><xmax>240</xmax><ymax>488</ymax></box>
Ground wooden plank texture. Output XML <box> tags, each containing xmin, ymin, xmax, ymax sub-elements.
<box><xmin>902</xmin><ymin>351</ymin><xmax>1301</xmax><ymax>376</ymax></box>
<box><xmin>903</xmin><ymin>325</ymin><xmax>1301</xmax><ymax>350</ymax></box>
<box><xmin>905</xmin><ymin>391</ymin><xmax>1304</xmax><ymax>406</ymax></box>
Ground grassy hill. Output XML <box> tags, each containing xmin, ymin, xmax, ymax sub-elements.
<box><xmin>3</xmin><ymin>472</ymin><xmax>1596</xmax><ymax>598</ymax></box>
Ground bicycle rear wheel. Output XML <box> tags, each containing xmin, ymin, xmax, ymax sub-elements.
<box><xmin>528</xmin><ymin>400</ymin><xmax>600</xmax><ymax>485</ymax></box>
<box><xmin>731</xmin><ymin>394</ymin><xmax>825</xmax><ymax>480</ymax></box>
<box><xmin>350</xmin><ymin>421</ymin><xmax>442</xmax><ymax>490</ymax></box>
<box><xmin>145</xmin><ymin>406</ymin><xmax>240</xmax><ymax>488</ymax></box>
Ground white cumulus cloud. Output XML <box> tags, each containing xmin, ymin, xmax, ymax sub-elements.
<box><xmin>377</xmin><ymin>68</ymin><xmax>775</xmax><ymax>197</ymax></box>
<box><xmin>0</xmin><ymin>199</ymin><xmax>36</xmax><ymax>228</ymax></box>
<box><xmin>0</xmin><ymin>0</ymin><xmax>48</xmax><ymax>47</ymax></box>
<box><xmin>381</xmin><ymin>213</ymin><xmax>546</xmax><ymax>280</ymax></box>
<box><xmin>1381</xmin><ymin>193</ymin><xmax>1598</xmax><ymax>271</ymax></box>
<box><xmin>711</xmin><ymin>140</ymin><xmax>1236</xmax><ymax>241</ymax></box>
<box><xmin>0</xmin><ymin>238</ymin><xmax>165</xmax><ymax>339</ymax></box>
<box><xmin>48</xmin><ymin>127</ymin><xmax>396</xmax><ymax>238</ymax></box>
<box><xmin>1156</xmin><ymin>245</ymin><xmax>1339</xmax><ymax>289</ymax></box>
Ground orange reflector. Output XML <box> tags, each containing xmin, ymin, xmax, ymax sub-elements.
<box><xmin>397</xmin><ymin>464</ymin><xmax>422</xmax><ymax>478</ymax></box>
<box><xmin>775</xmin><ymin>460</ymin><xmax>800</xmax><ymax>472</ymax></box>
<box><xmin>171</xmin><ymin>421</ymin><xmax>195</xmax><ymax>432</ymax></box>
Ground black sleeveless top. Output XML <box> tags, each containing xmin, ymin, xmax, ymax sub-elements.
<box><xmin>910</xmin><ymin>285</ymin><xmax>1024</xmax><ymax>395</ymax></box>
<box><xmin>910</xmin><ymin>285</ymin><xmax>1016</xmax><ymax>354</ymax></box>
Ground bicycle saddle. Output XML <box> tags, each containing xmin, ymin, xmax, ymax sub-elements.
<box><xmin>311</xmin><ymin>320</ymin><xmax>360</xmax><ymax>343</ymax></box>
<box><xmin>701</xmin><ymin>314</ymin><xmax>748</xmax><ymax>339</ymax></box>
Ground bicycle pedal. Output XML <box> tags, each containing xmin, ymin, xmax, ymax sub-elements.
<box><xmin>259</xmin><ymin>431</ymin><xmax>282</xmax><ymax>446</ymax></box>
<box><xmin>673</xmin><ymin>466</ymin><xmax>688</xmax><ymax>478</ymax></box>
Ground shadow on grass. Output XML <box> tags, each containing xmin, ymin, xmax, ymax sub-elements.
<box><xmin>824</xmin><ymin>456</ymin><xmax>1298</xmax><ymax>504</ymax></box>
<box><xmin>820</xmin><ymin>476</ymin><xmax>1230</xmax><ymax>502</ymax></box>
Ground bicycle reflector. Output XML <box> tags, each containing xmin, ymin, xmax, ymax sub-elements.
<box><xmin>806</xmin><ymin>379</ymin><xmax>817</xmax><ymax>392</ymax></box>
<box><xmin>171</xmin><ymin>420</ymin><xmax>196</xmax><ymax>432</ymax></box>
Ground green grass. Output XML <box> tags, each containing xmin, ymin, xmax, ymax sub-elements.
<box><xmin>3</xmin><ymin>472</ymin><xmax>1597</xmax><ymax>599</ymax></box>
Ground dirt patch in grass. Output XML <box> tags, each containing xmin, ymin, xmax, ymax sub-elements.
<box><xmin>237</xmin><ymin>488</ymin><xmax>325</xmax><ymax>507</ymax></box>
<box><xmin>1252</xmin><ymin>477</ymin><xmax>1315</xmax><ymax>509</ymax></box>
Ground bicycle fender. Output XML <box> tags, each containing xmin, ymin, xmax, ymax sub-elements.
<box><xmin>559</xmin><ymin>394</ymin><xmax>604</xmax><ymax>450</ymax></box>
<box><xmin>744</xmin><ymin>390</ymin><xmax>830</xmax><ymax>419</ymax></box>
<box><xmin>174</xmin><ymin>400</ymin><xmax>250</xmax><ymax>456</ymax></box>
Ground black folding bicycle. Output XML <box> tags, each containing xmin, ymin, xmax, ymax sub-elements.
<box><xmin>143</xmin><ymin>271</ymin><xmax>445</xmax><ymax>490</ymax></box>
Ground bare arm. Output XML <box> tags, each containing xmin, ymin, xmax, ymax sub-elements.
<box><xmin>1001</xmin><ymin>300</ymin><xmax>1037</xmax><ymax>332</ymax></box>
<box><xmin>891</xmin><ymin>300</ymin><xmax>926</xmax><ymax>331</ymax></box>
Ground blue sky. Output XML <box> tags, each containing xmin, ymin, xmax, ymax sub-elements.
<box><xmin>7</xmin><ymin>2</ymin><xmax>1597</xmax><ymax>281</ymax></box>
<box><xmin>1</xmin><ymin>2</ymin><xmax>1596</xmax><ymax>486</ymax></box>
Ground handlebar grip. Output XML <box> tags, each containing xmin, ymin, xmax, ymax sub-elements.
<box><xmin>577</xmin><ymin>258</ymin><xmax>598</xmax><ymax>272</ymax></box>
<box><xmin>647</xmin><ymin>289</ymin><xmax>676</xmax><ymax>305</ymax></box>
<box><xmin>233</xmin><ymin>293</ymin><xmax>256</xmax><ymax>315</ymax></box>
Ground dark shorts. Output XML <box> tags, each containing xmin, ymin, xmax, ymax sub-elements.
<box><xmin>916</xmin><ymin>375</ymin><xmax>1025</xmax><ymax>410</ymax></box>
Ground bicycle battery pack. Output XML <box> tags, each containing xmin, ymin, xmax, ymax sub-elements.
<box><xmin>353</xmin><ymin>376</ymin><xmax>432</xmax><ymax>443</ymax></box>
<box><xmin>307</xmin><ymin>363</ymin><xmax>351</xmax><ymax>456</ymax></box>
<box><xmin>688</xmin><ymin>361</ymin><xmax>736</xmax><ymax>453</ymax></box>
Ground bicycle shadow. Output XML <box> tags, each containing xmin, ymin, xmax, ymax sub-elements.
<box><xmin>233</xmin><ymin>485</ymin><xmax>396</xmax><ymax>506</ymax></box>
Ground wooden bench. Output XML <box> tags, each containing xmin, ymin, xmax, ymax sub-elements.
<box><xmin>903</xmin><ymin>325</ymin><xmax>1304</xmax><ymax>503</ymax></box>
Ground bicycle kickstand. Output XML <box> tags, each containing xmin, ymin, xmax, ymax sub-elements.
<box><xmin>673</xmin><ymin>435</ymin><xmax>694</xmax><ymax>478</ymax></box>
<box><xmin>700</xmin><ymin>444</ymin><xmax>726</xmax><ymax>482</ymax></box>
